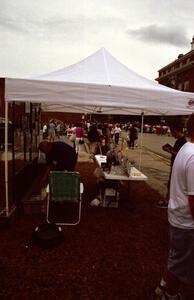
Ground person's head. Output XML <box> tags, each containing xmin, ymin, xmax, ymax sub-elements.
<box><xmin>39</xmin><ymin>141</ymin><xmax>53</xmax><ymax>154</ymax></box>
<box><xmin>101</xmin><ymin>137</ymin><xmax>107</xmax><ymax>146</ymax></box>
<box><xmin>170</xmin><ymin>123</ymin><xmax>184</xmax><ymax>138</ymax></box>
<box><xmin>186</xmin><ymin>113</ymin><xmax>194</xmax><ymax>138</ymax></box>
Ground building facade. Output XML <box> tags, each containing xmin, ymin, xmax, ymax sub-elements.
<box><xmin>156</xmin><ymin>36</ymin><xmax>194</xmax><ymax>92</ymax></box>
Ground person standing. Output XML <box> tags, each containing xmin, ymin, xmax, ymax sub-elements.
<box><xmin>87</xmin><ymin>124</ymin><xmax>100</xmax><ymax>157</ymax></box>
<box><xmin>42</xmin><ymin>123</ymin><xmax>48</xmax><ymax>139</ymax></box>
<box><xmin>128</xmin><ymin>124</ymin><xmax>138</xmax><ymax>149</ymax></box>
<box><xmin>113</xmin><ymin>124</ymin><xmax>121</xmax><ymax>145</ymax></box>
<box><xmin>157</xmin><ymin>113</ymin><xmax>194</xmax><ymax>300</ymax></box>
<box><xmin>48</xmin><ymin>120</ymin><xmax>56</xmax><ymax>142</ymax></box>
<box><xmin>157</xmin><ymin>124</ymin><xmax>187</xmax><ymax>208</ymax></box>
<box><xmin>56</xmin><ymin>122</ymin><xmax>61</xmax><ymax>139</ymax></box>
<box><xmin>75</xmin><ymin>123</ymin><xmax>84</xmax><ymax>154</ymax></box>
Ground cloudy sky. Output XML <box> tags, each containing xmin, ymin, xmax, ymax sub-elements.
<box><xmin>0</xmin><ymin>0</ymin><xmax>193</xmax><ymax>80</ymax></box>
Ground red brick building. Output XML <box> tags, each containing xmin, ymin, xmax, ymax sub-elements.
<box><xmin>156</xmin><ymin>36</ymin><xmax>194</xmax><ymax>92</ymax></box>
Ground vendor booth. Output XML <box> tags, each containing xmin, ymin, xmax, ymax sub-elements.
<box><xmin>2</xmin><ymin>47</ymin><xmax>194</xmax><ymax>217</ymax></box>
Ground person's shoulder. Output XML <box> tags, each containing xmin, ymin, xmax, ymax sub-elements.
<box><xmin>54</xmin><ymin>141</ymin><xmax>68</xmax><ymax>147</ymax></box>
<box><xmin>55</xmin><ymin>141</ymin><xmax>74</xmax><ymax>150</ymax></box>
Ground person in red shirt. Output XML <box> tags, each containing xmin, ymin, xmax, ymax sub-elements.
<box><xmin>74</xmin><ymin>123</ymin><xmax>84</xmax><ymax>154</ymax></box>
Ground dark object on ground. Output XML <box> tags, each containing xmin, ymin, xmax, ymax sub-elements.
<box><xmin>32</xmin><ymin>223</ymin><xmax>64</xmax><ymax>248</ymax></box>
<box><xmin>157</xmin><ymin>200</ymin><xmax>168</xmax><ymax>208</ymax></box>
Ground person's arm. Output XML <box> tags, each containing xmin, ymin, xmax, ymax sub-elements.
<box><xmin>162</xmin><ymin>144</ymin><xmax>173</xmax><ymax>153</ymax></box>
<box><xmin>188</xmin><ymin>195</ymin><xmax>194</xmax><ymax>219</ymax></box>
<box><xmin>169</xmin><ymin>148</ymin><xmax>178</xmax><ymax>156</ymax></box>
<box><xmin>187</xmin><ymin>156</ymin><xmax>194</xmax><ymax>219</ymax></box>
<box><xmin>41</xmin><ymin>166</ymin><xmax>51</xmax><ymax>187</ymax></box>
<box><xmin>162</xmin><ymin>144</ymin><xmax>178</xmax><ymax>156</ymax></box>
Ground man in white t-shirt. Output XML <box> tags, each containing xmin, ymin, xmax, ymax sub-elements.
<box><xmin>114</xmin><ymin>124</ymin><xmax>121</xmax><ymax>145</ymax></box>
<box><xmin>157</xmin><ymin>113</ymin><xmax>194</xmax><ymax>300</ymax></box>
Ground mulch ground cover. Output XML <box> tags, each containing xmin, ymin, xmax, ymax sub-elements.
<box><xmin>0</xmin><ymin>161</ymin><xmax>168</xmax><ymax>300</ymax></box>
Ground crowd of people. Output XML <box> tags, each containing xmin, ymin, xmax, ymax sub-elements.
<box><xmin>41</xmin><ymin>119</ymin><xmax>140</xmax><ymax>156</ymax></box>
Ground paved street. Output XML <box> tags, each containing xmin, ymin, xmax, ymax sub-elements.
<box><xmin>140</xmin><ymin>133</ymin><xmax>174</xmax><ymax>159</ymax></box>
<box><xmin>124</xmin><ymin>133</ymin><xmax>173</xmax><ymax>198</ymax></box>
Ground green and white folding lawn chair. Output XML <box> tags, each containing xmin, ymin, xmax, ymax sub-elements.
<box><xmin>47</xmin><ymin>171</ymin><xmax>84</xmax><ymax>226</ymax></box>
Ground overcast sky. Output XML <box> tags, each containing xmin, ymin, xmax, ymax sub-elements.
<box><xmin>0</xmin><ymin>0</ymin><xmax>193</xmax><ymax>80</ymax></box>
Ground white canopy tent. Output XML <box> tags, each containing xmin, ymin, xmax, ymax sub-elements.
<box><xmin>3</xmin><ymin>48</ymin><xmax>194</xmax><ymax>216</ymax></box>
<box><xmin>5</xmin><ymin>48</ymin><xmax>194</xmax><ymax>115</ymax></box>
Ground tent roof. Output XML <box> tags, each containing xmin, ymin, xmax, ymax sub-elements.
<box><xmin>5</xmin><ymin>48</ymin><xmax>194</xmax><ymax>115</ymax></box>
<box><xmin>34</xmin><ymin>47</ymin><xmax>165</xmax><ymax>90</ymax></box>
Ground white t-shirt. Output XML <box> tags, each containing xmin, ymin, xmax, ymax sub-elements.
<box><xmin>43</xmin><ymin>124</ymin><xmax>47</xmax><ymax>133</ymax></box>
<box><xmin>114</xmin><ymin>127</ymin><xmax>121</xmax><ymax>134</ymax></box>
<box><xmin>168</xmin><ymin>142</ymin><xmax>194</xmax><ymax>229</ymax></box>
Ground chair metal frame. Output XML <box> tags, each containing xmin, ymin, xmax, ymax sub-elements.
<box><xmin>46</xmin><ymin>171</ymin><xmax>84</xmax><ymax>226</ymax></box>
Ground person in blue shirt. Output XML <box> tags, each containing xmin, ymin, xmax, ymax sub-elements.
<box><xmin>39</xmin><ymin>140</ymin><xmax>77</xmax><ymax>172</ymax></box>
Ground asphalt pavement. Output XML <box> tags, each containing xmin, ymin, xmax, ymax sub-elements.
<box><xmin>140</xmin><ymin>133</ymin><xmax>174</xmax><ymax>159</ymax></box>
<box><xmin>124</xmin><ymin>133</ymin><xmax>174</xmax><ymax>198</ymax></box>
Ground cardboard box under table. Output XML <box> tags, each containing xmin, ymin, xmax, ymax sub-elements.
<box><xmin>103</xmin><ymin>187</ymin><xmax>119</xmax><ymax>208</ymax></box>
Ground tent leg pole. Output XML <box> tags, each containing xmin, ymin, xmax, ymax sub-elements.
<box><xmin>4</xmin><ymin>100</ymin><xmax>9</xmax><ymax>216</ymax></box>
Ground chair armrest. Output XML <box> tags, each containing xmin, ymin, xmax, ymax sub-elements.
<box><xmin>46</xmin><ymin>184</ymin><xmax>49</xmax><ymax>193</ymax></box>
<box><xmin>80</xmin><ymin>183</ymin><xmax>84</xmax><ymax>194</ymax></box>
